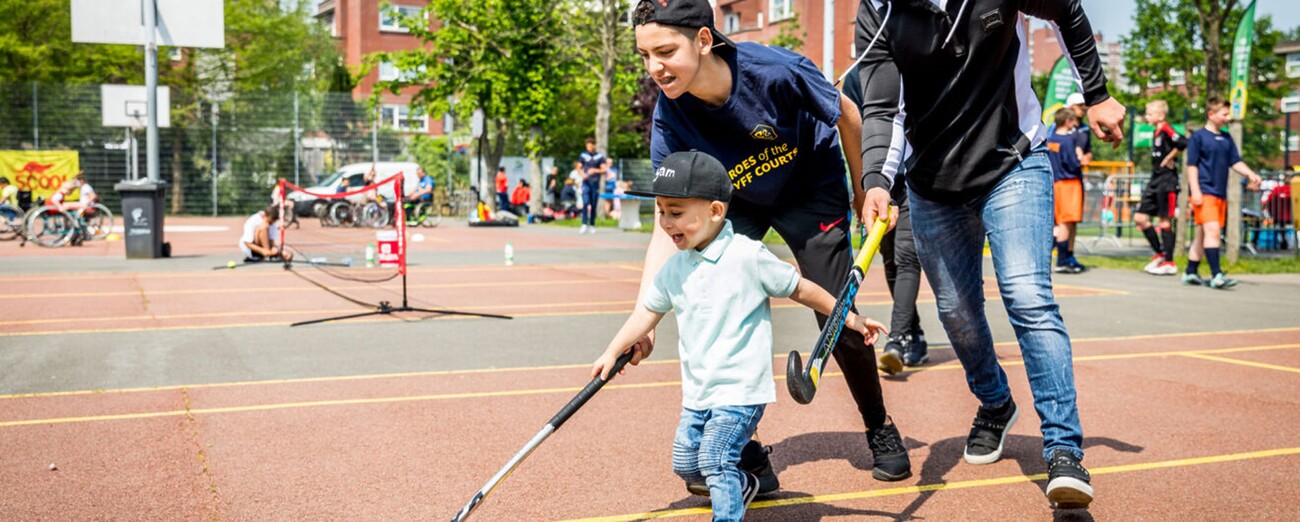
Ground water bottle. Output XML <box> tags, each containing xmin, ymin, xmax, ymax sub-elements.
<box><xmin>504</xmin><ymin>242</ymin><xmax>514</xmax><ymax>266</ymax></box>
<box><xmin>365</xmin><ymin>243</ymin><xmax>376</xmax><ymax>268</ymax></box>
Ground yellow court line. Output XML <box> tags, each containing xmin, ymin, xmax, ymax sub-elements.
<box><xmin>1179</xmin><ymin>352</ymin><xmax>1300</xmax><ymax>374</ymax></box>
<box><xmin>2</xmin><ymin>263</ymin><xmax>648</xmax><ymax>283</ymax></box>
<box><xmin>0</xmin><ymin>277</ymin><xmax>644</xmax><ymax>300</ymax></box>
<box><xmin>3</xmin><ymin>343</ymin><xmax>1299</xmax><ymax>427</ymax></box>
<box><xmin>4</xmin><ymin>331</ymin><xmax>1298</xmax><ymax>400</ymax></box>
<box><xmin>561</xmin><ymin>446</ymin><xmax>1300</xmax><ymax>521</ymax></box>
<box><xmin>0</xmin><ymin>300</ymin><xmax>641</xmax><ymax>327</ymax></box>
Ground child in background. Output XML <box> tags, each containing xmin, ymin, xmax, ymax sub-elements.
<box><xmin>1184</xmin><ymin>97</ymin><xmax>1262</xmax><ymax>289</ymax></box>
<box><xmin>1047</xmin><ymin>109</ymin><xmax>1087</xmax><ymax>274</ymax></box>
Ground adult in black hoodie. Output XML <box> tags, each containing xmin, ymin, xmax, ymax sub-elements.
<box><xmin>852</xmin><ymin>0</ymin><xmax>1127</xmax><ymax>510</ymax></box>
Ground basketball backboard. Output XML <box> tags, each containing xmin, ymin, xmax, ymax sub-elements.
<box><xmin>72</xmin><ymin>0</ymin><xmax>224</xmax><ymax>49</ymax></box>
<box><xmin>102</xmin><ymin>85</ymin><xmax>171</xmax><ymax>128</ymax></box>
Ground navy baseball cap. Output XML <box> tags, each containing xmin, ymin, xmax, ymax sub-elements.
<box><xmin>632</xmin><ymin>0</ymin><xmax>735</xmax><ymax>49</ymax></box>
<box><xmin>627</xmin><ymin>151</ymin><xmax>733</xmax><ymax>202</ymax></box>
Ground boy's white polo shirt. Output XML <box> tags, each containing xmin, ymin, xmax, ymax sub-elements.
<box><xmin>643</xmin><ymin>220</ymin><xmax>800</xmax><ymax>410</ymax></box>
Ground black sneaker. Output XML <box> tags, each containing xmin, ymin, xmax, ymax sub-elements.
<box><xmin>1045</xmin><ymin>449</ymin><xmax>1094</xmax><ymax>509</ymax></box>
<box><xmin>903</xmin><ymin>332</ymin><xmax>929</xmax><ymax>366</ymax></box>
<box><xmin>879</xmin><ymin>334</ymin><xmax>906</xmax><ymax>375</ymax></box>
<box><xmin>685</xmin><ymin>440</ymin><xmax>780</xmax><ymax>497</ymax></box>
<box><xmin>740</xmin><ymin>471</ymin><xmax>760</xmax><ymax>512</ymax></box>
<box><xmin>963</xmin><ymin>397</ymin><xmax>1020</xmax><ymax>465</ymax></box>
<box><xmin>866</xmin><ymin>416</ymin><xmax>912</xmax><ymax>481</ymax></box>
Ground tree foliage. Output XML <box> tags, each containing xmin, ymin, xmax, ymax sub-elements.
<box><xmin>1121</xmin><ymin>0</ymin><xmax>1297</xmax><ymax>164</ymax></box>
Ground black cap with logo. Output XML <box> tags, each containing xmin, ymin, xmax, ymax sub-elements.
<box><xmin>627</xmin><ymin>151</ymin><xmax>733</xmax><ymax>202</ymax></box>
<box><xmin>632</xmin><ymin>0</ymin><xmax>735</xmax><ymax>48</ymax></box>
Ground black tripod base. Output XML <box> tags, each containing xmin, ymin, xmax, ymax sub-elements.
<box><xmin>291</xmin><ymin>301</ymin><xmax>512</xmax><ymax>327</ymax></box>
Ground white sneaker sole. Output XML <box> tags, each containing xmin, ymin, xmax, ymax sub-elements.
<box><xmin>1046</xmin><ymin>476</ymin><xmax>1094</xmax><ymax>509</ymax></box>
<box><xmin>963</xmin><ymin>405</ymin><xmax>1020</xmax><ymax>465</ymax></box>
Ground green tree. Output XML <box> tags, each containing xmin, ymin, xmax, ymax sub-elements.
<box><xmin>369</xmin><ymin>0</ymin><xmax>571</xmax><ymax>208</ymax></box>
<box><xmin>767</xmin><ymin>13</ymin><xmax>805</xmax><ymax>53</ymax></box>
<box><xmin>1123</xmin><ymin>0</ymin><xmax>1296</xmax><ymax>163</ymax></box>
<box><xmin>0</xmin><ymin>0</ymin><xmax>141</xmax><ymax>84</ymax></box>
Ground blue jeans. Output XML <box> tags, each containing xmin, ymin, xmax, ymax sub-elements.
<box><xmin>908</xmin><ymin>151</ymin><xmax>1084</xmax><ymax>462</ymax></box>
<box><xmin>581</xmin><ymin>182</ymin><xmax>600</xmax><ymax>225</ymax></box>
<box><xmin>673</xmin><ymin>405</ymin><xmax>764</xmax><ymax>521</ymax></box>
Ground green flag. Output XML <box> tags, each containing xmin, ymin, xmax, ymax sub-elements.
<box><xmin>1229</xmin><ymin>0</ymin><xmax>1257</xmax><ymax>120</ymax></box>
<box><xmin>1041</xmin><ymin>56</ymin><xmax>1077</xmax><ymax>123</ymax></box>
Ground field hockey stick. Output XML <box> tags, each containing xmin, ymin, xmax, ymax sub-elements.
<box><xmin>451</xmin><ymin>350</ymin><xmax>635</xmax><ymax>522</ymax></box>
<box><xmin>787</xmin><ymin>216</ymin><xmax>890</xmax><ymax>405</ymax></box>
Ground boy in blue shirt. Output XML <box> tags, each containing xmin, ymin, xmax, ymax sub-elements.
<box><xmin>592</xmin><ymin>151</ymin><xmax>886</xmax><ymax>520</ymax></box>
<box><xmin>1183</xmin><ymin>97</ymin><xmax>1262</xmax><ymax>289</ymax></box>
<box><xmin>625</xmin><ymin>0</ymin><xmax>912</xmax><ymax>488</ymax></box>
<box><xmin>1047</xmin><ymin>109</ymin><xmax>1087</xmax><ymax>274</ymax></box>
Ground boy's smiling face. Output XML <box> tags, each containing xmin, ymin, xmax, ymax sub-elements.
<box><xmin>656</xmin><ymin>196</ymin><xmax>725</xmax><ymax>251</ymax></box>
<box><xmin>635</xmin><ymin>23</ymin><xmax>707</xmax><ymax>100</ymax></box>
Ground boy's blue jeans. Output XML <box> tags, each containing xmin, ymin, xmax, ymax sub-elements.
<box><xmin>673</xmin><ymin>404</ymin><xmax>764</xmax><ymax>521</ymax></box>
<box><xmin>908</xmin><ymin>151</ymin><xmax>1085</xmax><ymax>462</ymax></box>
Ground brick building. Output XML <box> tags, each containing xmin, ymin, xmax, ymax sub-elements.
<box><xmin>1279</xmin><ymin>40</ymin><xmax>1300</xmax><ymax>170</ymax></box>
<box><xmin>712</xmin><ymin>0</ymin><xmax>858</xmax><ymax>79</ymax></box>
<box><xmin>1027</xmin><ymin>24</ymin><xmax>1126</xmax><ymax>92</ymax></box>
<box><xmin>314</xmin><ymin>0</ymin><xmax>445</xmax><ymax>135</ymax></box>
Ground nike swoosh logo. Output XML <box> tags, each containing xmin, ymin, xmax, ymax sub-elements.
<box><xmin>819</xmin><ymin>217</ymin><xmax>846</xmax><ymax>233</ymax></box>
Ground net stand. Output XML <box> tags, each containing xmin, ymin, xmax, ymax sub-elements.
<box><xmin>281</xmin><ymin>175</ymin><xmax>513</xmax><ymax>327</ymax></box>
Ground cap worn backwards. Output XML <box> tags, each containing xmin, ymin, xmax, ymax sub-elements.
<box><xmin>627</xmin><ymin>151</ymin><xmax>733</xmax><ymax>202</ymax></box>
<box><xmin>633</xmin><ymin>0</ymin><xmax>735</xmax><ymax>49</ymax></box>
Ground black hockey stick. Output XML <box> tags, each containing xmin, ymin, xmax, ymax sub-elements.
<box><xmin>787</xmin><ymin>217</ymin><xmax>889</xmax><ymax>404</ymax></box>
<box><xmin>450</xmin><ymin>350</ymin><xmax>634</xmax><ymax>521</ymax></box>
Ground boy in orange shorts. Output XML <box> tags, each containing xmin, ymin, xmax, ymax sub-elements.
<box><xmin>1184</xmin><ymin>97</ymin><xmax>1261</xmax><ymax>289</ymax></box>
<box><xmin>1047</xmin><ymin>109</ymin><xmax>1087</xmax><ymax>274</ymax></box>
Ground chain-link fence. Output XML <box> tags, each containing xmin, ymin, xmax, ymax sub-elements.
<box><xmin>1079</xmin><ymin>169</ymin><xmax>1297</xmax><ymax>254</ymax></box>
<box><xmin>0</xmin><ymin>83</ymin><xmax>421</xmax><ymax>216</ymax></box>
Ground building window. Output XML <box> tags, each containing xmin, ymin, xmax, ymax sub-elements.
<box><xmin>1288</xmin><ymin>53</ymin><xmax>1300</xmax><ymax>78</ymax></box>
<box><xmin>381</xmin><ymin>104</ymin><xmax>428</xmax><ymax>132</ymax></box>
<box><xmin>378</xmin><ymin>62</ymin><xmax>425</xmax><ymax>83</ymax></box>
<box><xmin>770</xmin><ymin>0</ymin><xmax>793</xmax><ymax>22</ymax></box>
<box><xmin>380</xmin><ymin>4</ymin><xmax>424</xmax><ymax>33</ymax></box>
<box><xmin>321</xmin><ymin>12</ymin><xmax>337</xmax><ymax>37</ymax></box>
<box><xmin>378</xmin><ymin>62</ymin><xmax>399</xmax><ymax>82</ymax></box>
<box><xmin>1168</xmin><ymin>68</ymin><xmax>1186</xmax><ymax>86</ymax></box>
<box><xmin>723</xmin><ymin>12</ymin><xmax>740</xmax><ymax>34</ymax></box>
<box><xmin>1283</xmin><ymin>91</ymin><xmax>1300</xmax><ymax>113</ymax></box>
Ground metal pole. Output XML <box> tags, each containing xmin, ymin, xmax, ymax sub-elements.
<box><xmin>822</xmin><ymin>0</ymin><xmax>835</xmax><ymax>80</ymax></box>
<box><xmin>32</xmin><ymin>82</ymin><xmax>38</xmax><ymax>149</ymax></box>
<box><xmin>212</xmin><ymin>102</ymin><xmax>218</xmax><ymax>216</ymax></box>
<box><xmin>372</xmin><ymin>108</ymin><xmax>380</xmax><ymax>164</ymax></box>
<box><xmin>125</xmin><ymin>128</ymin><xmax>131</xmax><ymax>180</ymax></box>
<box><xmin>1226</xmin><ymin>121</ymin><xmax>1244</xmax><ymax>264</ymax></box>
<box><xmin>145</xmin><ymin>0</ymin><xmax>159</xmax><ymax>182</ymax></box>
<box><xmin>1127</xmin><ymin>105</ymin><xmax>1135</xmax><ymax>163</ymax></box>
<box><xmin>1286</xmin><ymin>112</ymin><xmax>1292</xmax><ymax>170</ymax></box>
<box><xmin>293</xmin><ymin>91</ymin><xmax>300</xmax><ymax>187</ymax></box>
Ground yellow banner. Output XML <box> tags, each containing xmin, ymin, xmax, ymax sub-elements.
<box><xmin>0</xmin><ymin>151</ymin><xmax>80</xmax><ymax>201</ymax></box>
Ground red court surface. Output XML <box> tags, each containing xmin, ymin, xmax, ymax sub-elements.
<box><xmin>3</xmin><ymin>218</ymin><xmax>1299</xmax><ymax>520</ymax></box>
<box><xmin>3</xmin><ymin>325</ymin><xmax>1299</xmax><ymax>519</ymax></box>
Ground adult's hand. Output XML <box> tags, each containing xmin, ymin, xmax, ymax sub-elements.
<box><xmin>1087</xmin><ymin>98</ymin><xmax>1127</xmax><ymax>149</ymax></box>
<box><xmin>860</xmin><ymin>187</ymin><xmax>896</xmax><ymax>231</ymax></box>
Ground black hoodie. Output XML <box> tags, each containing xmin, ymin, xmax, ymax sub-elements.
<box><xmin>855</xmin><ymin>0</ymin><xmax>1110</xmax><ymax>204</ymax></box>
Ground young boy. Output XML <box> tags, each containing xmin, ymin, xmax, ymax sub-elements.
<box><xmin>1184</xmin><ymin>97</ymin><xmax>1262</xmax><ymax>289</ymax></box>
<box><xmin>1047</xmin><ymin>109</ymin><xmax>1087</xmax><ymax>274</ymax></box>
<box><xmin>239</xmin><ymin>205</ymin><xmax>294</xmax><ymax>262</ymax></box>
<box><xmin>1135</xmin><ymin>100</ymin><xmax>1187</xmax><ymax>275</ymax></box>
<box><xmin>592</xmin><ymin>151</ymin><xmax>887</xmax><ymax>519</ymax></box>
<box><xmin>628</xmin><ymin>0</ymin><xmax>911</xmax><ymax>488</ymax></box>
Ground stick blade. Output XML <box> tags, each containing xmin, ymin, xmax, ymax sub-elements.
<box><xmin>786</xmin><ymin>350</ymin><xmax>816</xmax><ymax>404</ymax></box>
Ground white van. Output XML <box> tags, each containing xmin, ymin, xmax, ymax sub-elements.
<box><xmin>287</xmin><ymin>162</ymin><xmax>423</xmax><ymax>216</ymax></box>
